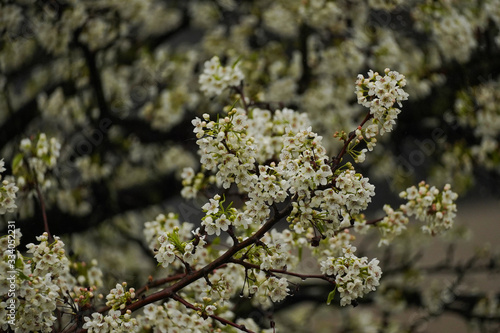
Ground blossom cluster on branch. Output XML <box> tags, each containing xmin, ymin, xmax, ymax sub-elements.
<box><xmin>0</xmin><ymin>160</ymin><xmax>18</xmax><ymax>214</ymax></box>
<box><xmin>0</xmin><ymin>56</ymin><xmax>464</xmax><ymax>332</ymax></box>
<box><xmin>1</xmin><ymin>0</ymin><xmax>499</xmax><ymax>332</ymax></box>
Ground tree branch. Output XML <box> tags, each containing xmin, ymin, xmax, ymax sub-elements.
<box><xmin>171</xmin><ymin>294</ymin><xmax>257</xmax><ymax>333</ymax></box>
<box><xmin>229</xmin><ymin>258</ymin><xmax>334</xmax><ymax>285</ymax></box>
<box><xmin>125</xmin><ymin>203</ymin><xmax>293</xmax><ymax>313</ymax></box>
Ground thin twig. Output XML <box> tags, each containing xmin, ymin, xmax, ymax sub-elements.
<box><xmin>229</xmin><ymin>258</ymin><xmax>335</xmax><ymax>285</ymax></box>
<box><xmin>124</xmin><ymin>204</ymin><xmax>293</xmax><ymax>313</ymax></box>
<box><xmin>171</xmin><ymin>294</ymin><xmax>257</xmax><ymax>333</ymax></box>
<box><xmin>330</xmin><ymin>112</ymin><xmax>373</xmax><ymax>172</ymax></box>
<box><xmin>134</xmin><ymin>273</ymin><xmax>187</xmax><ymax>297</ymax></box>
<box><xmin>35</xmin><ymin>184</ymin><xmax>53</xmax><ymax>243</ymax></box>
<box><xmin>335</xmin><ymin>217</ymin><xmax>384</xmax><ymax>235</ymax></box>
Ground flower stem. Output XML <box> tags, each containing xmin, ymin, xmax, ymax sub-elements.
<box><xmin>35</xmin><ymin>184</ymin><xmax>53</xmax><ymax>243</ymax></box>
<box><xmin>330</xmin><ymin>112</ymin><xmax>373</xmax><ymax>172</ymax></box>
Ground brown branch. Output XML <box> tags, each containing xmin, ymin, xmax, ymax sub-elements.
<box><xmin>336</xmin><ymin>216</ymin><xmax>384</xmax><ymax>235</ymax></box>
<box><xmin>171</xmin><ymin>294</ymin><xmax>257</xmax><ymax>333</ymax></box>
<box><xmin>134</xmin><ymin>273</ymin><xmax>187</xmax><ymax>298</ymax></box>
<box><xmin>35</xmin><ymin>184</ymin><xmax>53</xmax><ymax>243</ymax></box>
<box><xmin>233</xmin><ymin>83</ymin><xmax>250</xmax><ymax>112</ymax></box>
<box><xmin>228</xmin><ymin>258</ymin><xmax>334</xmax><ymax>285</ymax></box>
<box><xmin>330</xmin><ymin>112</ymin><xmax>373</xmax><ymax>172</ymax></box>
<box><xmin>89</xmin><ymin>273</ymin><xmax>188</xmax><ymax>317</ymax></box>
<box><xmin>124</xmin><ymin>203</ymin><xmax>293</xmax><ymax>313</ymax></box>
<box><xmin>408</xmin><ymin>254</ymin><xmax>479</xmax><ymax>332</ymax></box>
<box><xmin>75</xmin><ymin>38</ymin><xmax>110</xmax><ymax>129</ymax></box>
<box><xmin>298</xmin><ymin>23</ymin><xmax>311</xmax><ymax>94</ymax></box>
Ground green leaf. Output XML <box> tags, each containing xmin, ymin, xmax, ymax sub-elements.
<box><xmin>15</xmin><ymin>258</ymin><xmax>30</xmax><ymax>280</ymax></box>
<box><xmin>232</xmin><ymin>55</ymin><xmax>242</xmax><ymax>69</ymax></box>
<box><xmin>17</xmin><ymin>270</ymin><xmax>30</xmax><ymax>281</ymax></box>
<box><xmin>316</xmin><ymin>221</ymin><xmax>325</xmax><ymax>235</ymax></box>
<box><xmin>229</xmin><ymin>97</ymin><xmax>240</xmax><ymax>110</ymax></box>
<box><xmin>41</xmin><ymin>155</ymin><xmax>52</xmax><ymax>166</ymax></box>
<box><xmin>327</xmin><ymin>289</ymin><xmax>336</xmax><ymax>305</ymax></box>
<box><xmin>12</xmin><ymin>153</ymin><xmax>24</xmax><ymax>172</ymax></box>
<box><xmin>167</xmin><ymin>230</ymin><xmax>184</xmax><ymax>251</ymax></box>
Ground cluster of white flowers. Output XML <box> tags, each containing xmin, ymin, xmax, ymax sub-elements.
<box><xmin>201</xmin><ymin>194</ymin><xmax>234</xmax><ymax>236</ymax></box>
<box><xmin>289</xmin><ymin>168</ymin><xmax>375</xmax><ymax>239</ymax></box>
<box><xmin>376</xmin><ymin>204</ymin><xmax>410</xmax><ymax>246</ymax></box>
<box><xmin>278</xmin><ymin>127</ymin><xmax>348</xmax><ymax>238</ymax></box>
<box><xmin>298</xmin><ymin>0</ymin><xmax>346</xmax><ymax>32</ymax></box>
<box><xmin>320</xmin><ymin>245</ymin><xmax>382</xmax><ymax>306</ymax></box>
<box><xmin>179</xmin><ymin>166</ymin><xmax>210</xmax><ymax>199</ymax></box>
<box><xmin>82</xmin><ymin>309</ymin><xmax>138</xmax><ymax>333</ymax></box>
<box><xmin>16</xmin><ymin>133</ymin><xmax>61</xmax><ymax>189</ymax></box>
<box><xmin>316</xmin><ymin>229</ymin><xmax>356</xmax><ymax>260</ymax></box>
<box><xmin>368</xmin><ymin>0</ymin><xmax>405</xmax><ymax>10</ymax></box>
<box><xmin>193</xmin><ymin>109</ymin><xmax>257</xmax><ymax>190</ymax></box>
<box><xmin>5</xmin><ymin>273</ymin><xmax>60</xmax><ymax>332</ymax></box>
<box><xmin>154</xmin><ymin>225</ymin><xmax>207</xmax><ymax>269</ymax></box>
<box><xmin>56</xmin><ymin>188</ymin><xmax>92</xmax><ymax>216</ymax></box>
<box><xmin>453</xmin><ymin>79</ymin><xmax>500</xmax><ymax>170</ymax></box>
<box><xmin>247</xmin><ymin>108</ymin><xmax>311</xmax><ymax>162</ymax></box>
<box><xmin>258</xmin><ymin>276</ymin><xmax>290</xmax><ymax>303</ymax></box>
<box><xmin>198</xmin><ymin>56</ymin><xmax>244</xmax><ymax>97</ymax></box>
<box><xmin>70</xmin><ymin>285</ymin><xmax>98</xmax><ymax>311</ymax></box>
<box><xmin>0</xmin><ymin>159</ymin><xmax>18</xmax><ymax>214</ymax></box>
<box><xmin>472</xmin><ymin>294</ymin><xmax>500</xmax><ymax>320</ymax></box>
<box><xmin>37</xmin><ymin>87</ymin><xmax>87</xmax><ymax>131</ymax></box>
<box><xmin>279</xmin><ymin>126</ymin><xmax>331</xmax><ymax>193</ymax></box>
<box><xmin>400</xmin><ymin>181</ymin><xmax>458</xmax><ymax>235</ymax></box>
<box><xmin>0</xmin><ymin>232</ymin><xmax>81</xmax><ymax>332</ymax></box>
<box><xmin>471</xmin><ymin>137</ymin><xmax>500</xmax><ymax>171</ymax></box>
<box><xmin>433</xmin><ymin>10</ymin><xmax>477</xmax><ymax>63</ymax></box>
<box><xmin>74</xmin><ymin>155</ymin><xmax>112</xmax><ymax>183</ymax></box>
<box><xmin>154</xmin><ymin>232</ymin><xmax>179</xmax><ymax>268</ymax></box>
<box><xmin>105</xmin><ymin>282</ymin><xmax>136</xmax><ymax>310</ymax></box>
<box><xmin>184</xmin><ymin>107</ymin><xmax>318</xmax><ymax>236</ymax></box>
<box><xmin>140</xmin><ymin>300</ymin><xmax>213</xmax><ymax>332</ymax></box>
<box><xmin>199</xmin><ymin>265</ymin><xmax>245</xmax><ymax>303</ymax></box>
<box><xmin>25</xmin><ymin>233</ymin><xmax>75</xmax><ymax>291</ymax></box>
<box><xmin>143</xmin><ymin>212</ymin><xmax>194</xmax><ymax>251</ymax></box>
<box><xmin>421</xmin><ymin>280</ymin><xmax>455</xmax><ymax>313</ymax></box>
<box><xmin>413</xmin><ymin>3</ymin><xmax>477</xmax><ymax>64</ymax></box>
<box><xmin>263</xmin><ymin>3</ymin><xmax>298</xmax><ymax>38</ymax></box>
<box><xmin>182</xmin><ymin>68</ymin><xmax>387</xmax><ymax>311</ymax></box>
<box><xmin>349</xmin><ymin>123</ymin><xmax>379</xmax><ymax>163</ymax></box>
<box><xmin>258</xmin><ymin>229</ymin><xmax>297</xmax><ymax>271</ymax></box>
<box><xmin>20</xmin><ymin>133</ymin><xmax>60</xmax><ymax>168</ymax></box>
<box><xmin>1</xmin><ymin>230</ymin><xmax>111</xmax><ymax>332</ymax></box>
<box><xmin>356</xmin><ymin>68</ymin><xmax>409</xmax><ymax>136</ymax></box>
<box><xmin>189</xmin><ymin>104</ymin><xmax>315</xmax><ymax>188</ymax></box>
<box><xmin>335</xmin><ymin>170</ymin><xmax>376</xmax><ymax>216</ymax></box>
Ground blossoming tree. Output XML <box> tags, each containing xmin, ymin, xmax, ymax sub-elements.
<box><xmin>1</xmin><ymin>0</ymin><xmax>499</xmax><ymax>332</ymax></box>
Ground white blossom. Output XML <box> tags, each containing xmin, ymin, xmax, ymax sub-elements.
<box><xmin>0</xmin><ymin>159</ymin><xmax>18</xmax><ymax>214</ymax></box>
<box><xmin>199</xmin><ymin>56</ymin><xmax>244</xmax><ymax>97</ymax></box>
<box><xmin>320</xmin><ymin>245</ymin><xmax>382</xmax><ymax>306</ymax></box>
<box><xmin>400</xmin><ymin>182</ymin><xmax>458</xmax><ymax>234</ymax></box>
